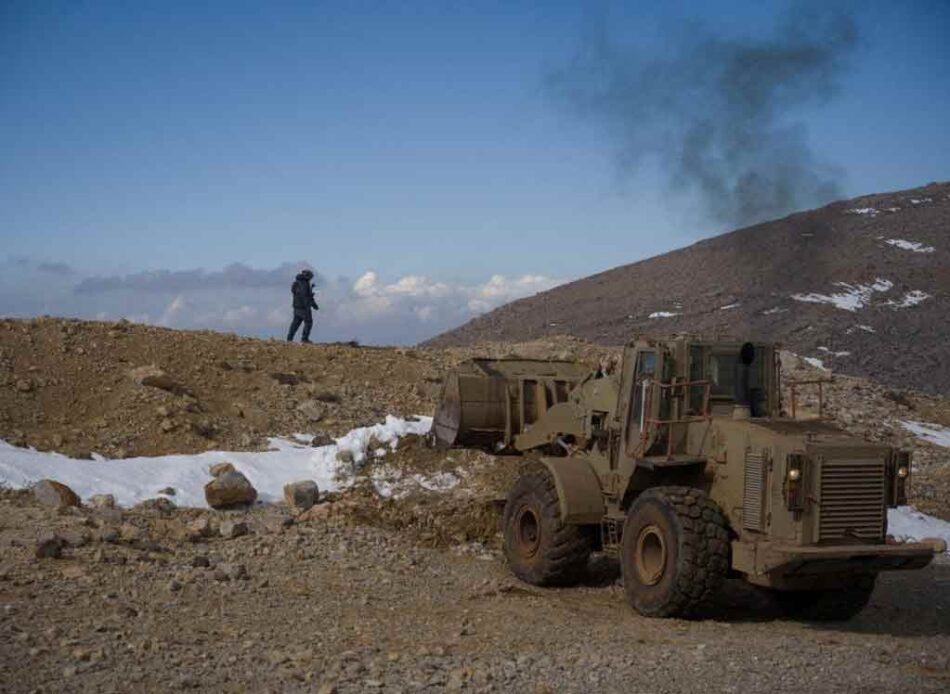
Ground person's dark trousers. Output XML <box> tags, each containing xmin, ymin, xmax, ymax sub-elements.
<box><xmin>287</xmin><ymin>309</ymin><xmax>313</xmax><ymax>342</ymax></box>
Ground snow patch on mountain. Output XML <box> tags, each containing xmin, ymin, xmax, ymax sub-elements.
<box><xmin>885</xmin><ymin>239</ymin><xmax>935</xmax><ymax>253</ymax></box>
<box><xmin>887</xmin><ymin>290</ymin><xmax>931</xmax><ymax>309</ymax></box>
<box><xmin>791</xmin><ymin>278</ymin><xmax>893</xmax><ymax>312</ymax></box>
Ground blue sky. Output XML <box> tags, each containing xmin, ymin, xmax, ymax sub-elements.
<box><xmin>1</xmin><ymin>1</ymin><xmax>948</xmax><ymax>343</ymax></box>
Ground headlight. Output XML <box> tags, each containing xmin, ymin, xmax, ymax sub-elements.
<box><xmin>887</xmin><ymin>451</ymin><xmax>910</xmax><ymax>507</ymax></box>
<box><xmin>785</xmin><ymin>453</ymin><xmax>807</xmax><ymax>511</ymax></box>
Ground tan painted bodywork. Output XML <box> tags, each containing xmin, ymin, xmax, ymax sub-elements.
<box><xmin>436</xmin><ymin>337</ymin><xmax>940</xmax><ymax>588</ymax></box>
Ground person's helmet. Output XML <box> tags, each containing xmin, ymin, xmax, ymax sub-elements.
<box><xmin>300</xmin><ymin>269</ymin><xmax>314</xmax><ymax>279</ymax></box>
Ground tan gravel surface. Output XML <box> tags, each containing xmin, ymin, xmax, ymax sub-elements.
<box><xmin>1</xmin><ymin>492</ymin><xmax>948</xmax><ymax>693</ymax></box>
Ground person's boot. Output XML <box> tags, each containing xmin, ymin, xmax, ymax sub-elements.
<box><xmin>302</xmin><ymin>339</ymin><xmax>312</xmax><ymax>344</ymax></box>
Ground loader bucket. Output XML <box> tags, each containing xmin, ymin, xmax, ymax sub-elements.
<box><xmin>433</xmin><ymin>358</ymin><xmax>590</xmax><ymax>450</ymax></box>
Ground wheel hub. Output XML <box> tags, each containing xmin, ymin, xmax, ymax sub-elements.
<box><xmin>515</xmin><ymin>506</ymin><xmax>542</xmax><ymax>558</ymax></box>
<box><xmin>635</xmin><ymin>525</ymin><xmax>667</xmax><ymax>585</ymax></box>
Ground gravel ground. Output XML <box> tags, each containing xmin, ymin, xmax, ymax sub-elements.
<box><xmin>1</xmin><ymin>492</ymin><xmax>948</xmax><ymax>693</ymax></box>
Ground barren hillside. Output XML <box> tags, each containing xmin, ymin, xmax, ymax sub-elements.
<box><xmin>425</xmin><ymin>182</ymin><xmax>950</xmax><ymax>395</ymax></box>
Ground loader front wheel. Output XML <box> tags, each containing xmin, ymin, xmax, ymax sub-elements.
<box><xmin>622</xmin><ymin>486</ymin><xmax>729</xmax><ymax>618</ymax></box>
<box><xmin>502</xmin><ymin>469</ymin><xmax>592</xmax><ymax>586</ymax></box>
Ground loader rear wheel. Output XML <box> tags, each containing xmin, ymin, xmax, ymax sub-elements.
<box><xmin>502</xmin><ymin>469</ymin><xmax>592</xmax><ymax>586</ymax></box>
<box><xmin>772</xmin><ymin>575</ymin><xmax>876</xmax><ymax>622</ymax></box>
<box><xmin>621</xmin><ymin>486</ymin><xmax>729</xmax><ymax>618</ymax></box>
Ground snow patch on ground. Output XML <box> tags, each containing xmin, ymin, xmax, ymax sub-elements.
<box><xmin>900</xmin><ymin>420</ymin><xmax>950</xmax><ymax>448</ymax></box>
<box><xmin>0</xmin><ymin>416</ymin><xmax>434</xmax><ymax>508</ymax></box>
<box><xmin>762</xmin><ymin>306</ymin><xmax>786</xmax><ymax>315</ymax></box>
<box><xmin>648</xmin><ymin>311</ymin><xmax>680</xmax><ymax>319</ymax></box>
<box><xmin>791</xmin><ymin>278</ymin><xmax>893</xmax><ymax>312</ymax></box>
<box><xmin>846</xmin><ymin>207</ymin><xmax>879</xmax><ymax>216</ymax></box>
<box><xmin>818</xmin><ymin>347</ymin><xmax>850</xmax><ymax>357</ymax></box>
<box><xmin>888</xmin><ymin>507</ymin><xmax>950</xmax><ymax>552</ymax></box>
<box><xmin>802</xmin><ymin>357</ymin><xmax>827</xmax><ymax>370</ymax></box>
<box><xmin>885</xmin><ymin>238</ymin><xmax>935</xmax><ymax>253</ymax></box>
<box><xmin>852</xmin><ymin>324</ymin><xmax>876</xmax><ymax>334</ymax></box>
<box><xmin>886</xmin><ymin>290</ymin><xmax>931</xmax><ymax>309</ymax></box>
<box><xmin>719</xmin><ymin>303</ymin><xmax>740</xmax><ymax>310</ymax></box>
<box><xmin>909</xmin><ymin>198</ymin><xmax>932</xmax><ymax>205</ymax></box>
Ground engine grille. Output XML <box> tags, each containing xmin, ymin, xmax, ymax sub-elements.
<box><xmin>743</xmin><ymin>452</ymin><xmax>767</xmax><ymax>532</ymax></box>
<box><xmin>818</xmin><ymin>457</ymin><xmax>886</xmax><ymax>542</ymax></box>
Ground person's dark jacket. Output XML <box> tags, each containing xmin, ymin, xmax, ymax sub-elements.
<box><xmin>291</xmin><ymin>273</ymin><xmax>319</xmax><ymax>313</ymax></box>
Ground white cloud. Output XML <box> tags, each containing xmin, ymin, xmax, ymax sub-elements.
<box><xmin>2</xmin><ymin>260</ymin><xmax>564</xmax><ymax>345</ymax></box>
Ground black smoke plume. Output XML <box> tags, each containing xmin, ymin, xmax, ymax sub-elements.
<box><xmin>551</xmin><ymin>8</ymin><xmax>857</xmax><ymax>227</ymax></box>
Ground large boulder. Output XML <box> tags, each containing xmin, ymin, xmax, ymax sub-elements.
<box><xmin>283</xmin><ymin>480</ymin><xmax>320</xmax><ymax>513</ymax></box>
<box><xmin>33</xmin><ymin>480</ymin><xmax>81</xmax><ymax>509</ymax></box>
<box><xmin>204</xmin><ymin>470</ymin><xmax>257</xmax><ymax>509</ymax></box>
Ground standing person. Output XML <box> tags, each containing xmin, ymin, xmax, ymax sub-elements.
<box><xmin>287</xmin><ymin>269</ymin><xmax>319</xmax><ymax>343</ymax></box>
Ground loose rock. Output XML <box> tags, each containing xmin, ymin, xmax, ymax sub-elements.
<box><xmin>204</xmin><ymin>471</ymin><xmax>258</xmax><ymax>509</ymax></box>
<box><xmin>283</xmin><ymin>480</ymin><xmax>320</xmax><ymax>513</ymax></box>
<box><xmin>209</xmin><ymin>462</ymin><xmax>236</xmax><ymax>478</ymax></box>
<box><xmin>89</xmin><ymin>494</ymin><xmax>116</xmax><ymax>509</ymax></box>
<box><xmin>219</xmin><ymin>520</ymin><xmax>249</xmax><ymax>539</ymax></box>
<box><xmin>32</xmin><ymin>480</ymin><xmax>81</xmax><ymax>509</ymax></box>
<box><xmin>35</xmin><ymin>534</ymin><xmax>65</xmax><ymax>559</ymax></box>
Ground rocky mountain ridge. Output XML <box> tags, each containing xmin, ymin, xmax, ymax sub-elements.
<box><xmin>425</xmin><ymin>181</ymin><xmax>950</xmax><ymax>395</ymax></box>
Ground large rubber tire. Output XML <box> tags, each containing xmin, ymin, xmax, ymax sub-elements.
<box><xmin>502</xmin><ymin>469</ymin><xmax>593</xmax><ymax>586</ymax></box>
<box><xmin>621</xmin><ymin>486</ymin><xmax>730</xmax><ymax>618</ymax></box>
<box><xmin>772</xmin><ymin>575</ymin><xmax>876</xmax><ymax>622</ymax></box>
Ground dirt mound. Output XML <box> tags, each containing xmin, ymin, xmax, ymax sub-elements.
<box><xmin>0</xmin><ymin>319</ymin><xmax>609</xmax><ymax>459</ymax></box>
<box><xmin>425</xmin><ymin>181</ymin><xmax>950</xmax><ymax>395</ymax></box>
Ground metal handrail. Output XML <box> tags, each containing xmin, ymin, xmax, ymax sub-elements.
<box><xmin>636</xmin><ymin>378</ymin><xmax>712</xmax><ymax>458</ymax></box>
<box><xmin>787</xmin><ymin>378</ymin><xmax>833</xmax><ymax>419</ymax></box>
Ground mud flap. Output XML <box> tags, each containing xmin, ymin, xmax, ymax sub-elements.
<box><xmin>538</xmin><ymin>456</ymin><xmax>604</xmax><ymax>525</ymax></box>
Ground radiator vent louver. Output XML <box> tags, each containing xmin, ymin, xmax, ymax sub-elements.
<box><xmin>818</xmin><ymin>457</ymin><xmax>886</xmax><ymax>542</ymax></box>
<box><xmin>743</xmin><ymin>452</ymin><xmax>767</xmax><ymax>532</ymax></box>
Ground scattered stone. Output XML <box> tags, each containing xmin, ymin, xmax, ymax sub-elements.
<box><xmin>32</xmin><ymin>480</ymin><xmax>81</xmax><ymax>509</ymax></box>
<box><xmin>59</xmin><ymin>529</ymin><xmax>90</xmax><ymax>548</ymax></box>
<box><xmin>284</xmin><ymin>480</ymin><xmax>320</xmax><ymax>513</ymax></box>
<box><xmin>191</xmin><ymin>555</ymin><xmax>211</xmax><ymax>568</ymax></box>
<box><xmin>204</xmin><ymin>471</ymin><xmax>257</xmax><ymax>509</ymax></box>
<box><xmin>310</xmin><ymin>432</ymin><xmax>335</xmax><ymax>447</ymax></box>
<box><xmin>336</xmin><ymin>449</ymin><xmax>355</xmax><ymax>465</ymax></box>
<box><xmin>15</xmin><ymin>379</ymin><xmax>33</xmax><ymax>393</ymax></box>
<box><xmin>209</xmin><ymin>462</ymin><xmax>236</xmax><ymax>478</ymax></box>
<box><xmin>96</xmin><ymin>527</ymin><xmax>120</xmax><ymax>544</ymax></box>
<box><xmin>157</xmin><ymin>487</ymin><xmax>176</xmax><ymax>496</ymax></box>
<box><xmin>296</xmin><ymin>400</ymin><xmax>326</xmax><ymax>422</ymax></box>
<box><xmin>214</xmin><ymin>563</ymin><xmax>248</xmax><ymax>581</ymax></box>
<box><xmin>119</xmin><ymin>524</ymin><xmax>144</xmax><ymax>543</ymax></box>
<box><xmin>160</xmin><ymin>418</ymin><xmax>176</xmax><ymax>433</ymax></box>
<box><xmin>89</xmin><ymin>494</ymin><xmax>116</xmax><ymax>509</ymax></box>
<box><xmin>190</xmin><ymin>419</ymin><xmax>216</xmax><ymax>438</ymax></box>
<box><xmin>219</xmin><ymin>520</ymin><xmax>249</xmax><ymax>539</ymax></box>
<box><xmin>187</xmin><ymin>517</ymin><xmax>214</xmax><ymax>540</ymax></box>
<box><xmin>35</xmin><ymin>534</ymin><xmax>65</xmax><ymax>559</ymax></box>
<box><xmin>128</xmin><ymin>365</ymin><xmax>192</xmax><ymax>396</ymax></box>
<box><xmin>135</xmin><ymin>497</ymin><xmax>176</xmax><ymax>514</ymax></box>
<box><xmin>167</xmin><ymin>579</ymin><xmax>182</xmax><ymax>593</ymax></box>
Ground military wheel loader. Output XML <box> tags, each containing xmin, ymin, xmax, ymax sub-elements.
<box><xmin>433</xmin><ymin>338</ymin><xmax>945</xmax><ymax>619</ymax></box>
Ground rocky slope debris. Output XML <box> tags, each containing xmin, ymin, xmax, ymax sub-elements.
<box><xmin>426</xmin><ymin>181</ymin><xmax>950</xmax><ymax>395</ymax></box>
